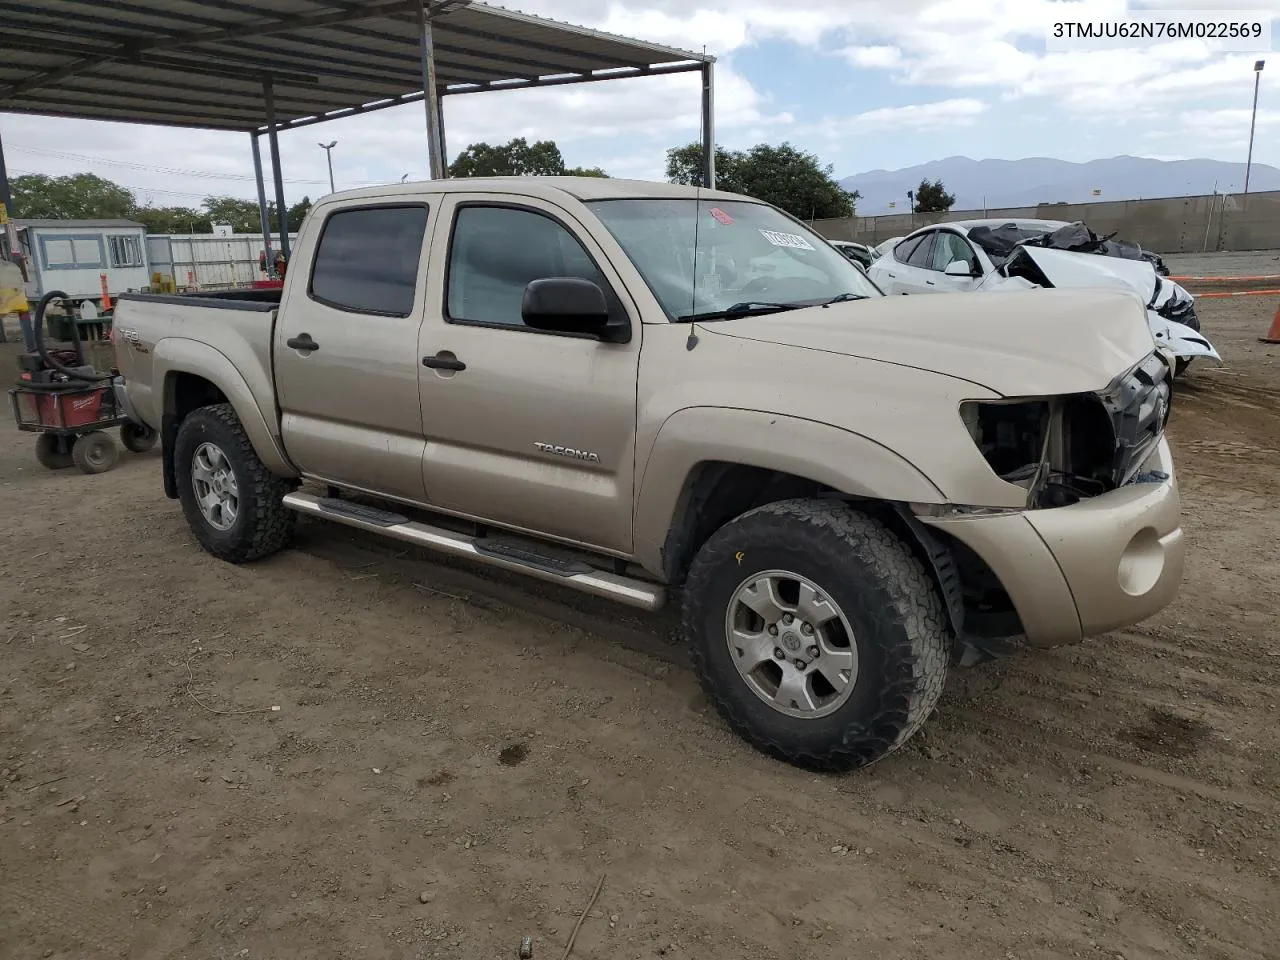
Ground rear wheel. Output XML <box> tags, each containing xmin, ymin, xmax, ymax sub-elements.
<box><xmin>120</xmin><ymin>421</ymin><xmax>158</xmax><ymax>453</ymax></box>
<box><xmin>71</xmin><ymin>431</ymin><xmax>119</xmax><ymax>474</ymax></box>
<box><xmin>683</xmin><ymin>499</ymin><xmax>950</xmax><ymax>771</ymax></box>
<box><xmin>173</xmin><ymin>403</ymin><xmax>294</xmax><ymax>563</ymax></box>
<box><xmin>34</xmin><ymin>434</ymin><xmax>74</xmax><ymax>470</ymax></box>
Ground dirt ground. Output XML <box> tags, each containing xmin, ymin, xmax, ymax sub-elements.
<box><xmin>2</xmin><ymin>293</ymin><xmax>1278</xmax><ymax>960</ymax></box>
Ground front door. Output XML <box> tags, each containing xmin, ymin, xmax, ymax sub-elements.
<box><xmin>416</xmin><ymin>194</ymin><xmax>641</xmax><ymax>554</ymax></box>
<box><xmin>273</xmin><ymin>201</ymin><xmax>436</xmax><ymax>502</ymax></box>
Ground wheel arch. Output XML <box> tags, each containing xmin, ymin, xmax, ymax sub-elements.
<box><xmin>633</xmin><ymin>407</ymin><xmax>947</xmax><ymax>583</ymax></box>
<box><xmin>153</xmin><ymin>339</ymin><xmax>296</xmax><ymax>498</ymax></box>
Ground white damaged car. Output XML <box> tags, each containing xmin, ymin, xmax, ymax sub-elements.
<box><xmin>867</xmin><ymin>219</ymin><xmax>1219</xmax><ymax>376</ymax></box>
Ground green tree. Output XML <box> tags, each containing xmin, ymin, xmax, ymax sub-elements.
<box><xmin>664</xmin><ymin>143</ymin><xmax>739</xmax><ymax>188</ymax></box>
<box><xmin>201</xmin><ymin>196</ymin><xmax>263</xmax><ymax>233</ymax></box>
<box><xmin>914</xmin><ymin>178</ymin><xmax>956</xmax><ymax>213</ymax></box>
<box><xmin>199</xmin><ymin>195</ymin><xmax>310</xmax><ymax>234</ymax></box>
<box><xmin>664</xmin><ymin>142</ymin><xmax>858</xmax><ymax>220</ymax></box>
<box><xmin>131</xmin><ymin>205</ymin><xmax>211</xmax><ymax>234</ymax></box>
<box><xmin>11</xmin><ymin>173</ymin><xmax>136</xmax><ymax>220</ymax></box>
<box><xmin>449</xmin><ymin>137</ymin><xmax>608</xmax><ymax>178</ymax></box>
<box><xmin>286</xmin><ymin>196</ymin><xmax>313</xmax><ymax>231</ymax></box>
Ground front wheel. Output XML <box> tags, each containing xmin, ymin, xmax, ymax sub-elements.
<box><xmin>683</xmin><ymin>500</ymin><xmax>950</xmax><ymax>772</ymax></box>
<box><xmin>173</xmin><ymin>403</ymin><xmax>295</xmax><ymax>563</ymax></box>
<box><xmin>1174</xmin><ymin>357</ymin><xmax>1191</xmax><ymax>378</ymax></box>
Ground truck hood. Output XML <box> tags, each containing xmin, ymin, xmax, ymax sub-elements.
<box><xmin>701</xmin><ymin>288</ymin><xmax>1156</xmax><ymax>396</ymax></box>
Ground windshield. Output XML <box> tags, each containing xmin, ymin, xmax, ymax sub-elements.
<box><xmin>587</xmin><ymin>197</ymin><xmax>881</xmax><ymax>321</ymax></box>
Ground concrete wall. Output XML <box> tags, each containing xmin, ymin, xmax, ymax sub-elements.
<box><xmin>812</xmin><ymin>190</ymin><xmax>1280</xmax><ymax>254</ymax></box>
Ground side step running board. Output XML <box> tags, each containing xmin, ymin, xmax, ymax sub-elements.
<box><xmin>282</xmin><ymin>492</ymin><xmax>666</xmax><ymax>612</ymax></box>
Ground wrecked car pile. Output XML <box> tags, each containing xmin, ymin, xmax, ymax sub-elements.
<box><xmin>868</xmin><ymin>218</ymin><xmax>1218</xmax><ymax>376</ymax></box>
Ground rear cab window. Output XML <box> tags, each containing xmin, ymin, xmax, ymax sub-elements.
<box><xmin>308</xmin><ymin>205</ymin><xmax>430</xmax><ymax>317</ymax></box>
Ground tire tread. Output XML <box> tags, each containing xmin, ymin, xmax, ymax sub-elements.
<box><xmin>683</xmin><ymin>498</ymin><xmax>950</xmax><ymax>771</ymax></box>
<box><xmin>175</xmin><ymin>403</ymin><xmax>294</xmax><ymax>563</ymax></box>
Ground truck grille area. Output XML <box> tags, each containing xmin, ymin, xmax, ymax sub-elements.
<box><xmin>962</xmin><ymin>352</ymin><xmax>1172</xmax><ymax>510</ymax></box>
<box><xmin>1040</xmin><ymin>352</ymin><xmax>1171</xmax><ymax>507</ymax></box>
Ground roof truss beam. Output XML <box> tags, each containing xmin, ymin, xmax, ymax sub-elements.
<box><xmin>0</xmin><ymin>0</ymin><xmax>424</xmax><ymax>99</ymax></box>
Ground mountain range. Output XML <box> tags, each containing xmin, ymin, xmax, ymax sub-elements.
<box><xmin>841</xmin><ymin>155</ymin><xmax>1280</xmax><ymax>215</ymax></box>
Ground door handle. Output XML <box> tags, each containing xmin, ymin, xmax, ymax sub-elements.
<box><xmin>925</xmin><ymin>280</ymin><xmax>936</xmax><ymax>286</ymax></box>
<box><xmin>422</xmin><ymin>352</ymin><xmax>466</xmax><ymax>372</ymax></box>
<box><xmin>286</xmin><ymin>333</ymin><xmax>319</xmax><ymax>353</ymax></box>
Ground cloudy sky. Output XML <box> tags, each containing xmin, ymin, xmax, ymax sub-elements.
<box><xmin>2</xmin><ymin>0</ymin><xmax>1278</xmax><ymax>208</ymax></box>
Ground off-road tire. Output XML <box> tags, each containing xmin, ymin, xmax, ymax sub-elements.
<box><xmin>120</xmin><ymin>421</ymin><xmax>158</xmax><ymax>453</ymax></box>
<box><xmin>35</xmin><ymin>433</ymin><xmax>74</xmax><ymax>470</ymax></box>
<box><xmin>71</xmin><ymin>431</ymin><xmax>119</xmax><ymax>474</ymax></box>
<box><xmin>174</xmin><ymin>403</ymin><xmax>295</xmax><ymax>563</ymax></box>
<box><xmin>683</xmin><ymin>499</ymin><xmax>950</xmax><ymax>772</ymax></box>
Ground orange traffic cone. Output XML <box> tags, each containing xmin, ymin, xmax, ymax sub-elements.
<box><xmin>1262</xmin><ymin>302</ymin><xmax>1280</xmax><ymax>344</ymax></box>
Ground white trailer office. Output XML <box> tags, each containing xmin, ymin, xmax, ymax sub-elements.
<box><xmin>17</xmin><ymin>219</ymin><xmax>150</xmax><ymax>307</ymax></box>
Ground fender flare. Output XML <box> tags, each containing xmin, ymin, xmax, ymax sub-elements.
<box><xmin>153</xmin><ymin>338</ymin><xmax>298</xmax><ymax>496</ymax></box>
<box><xmin>632</xmin><ymin>406</ymin><xmax>947</xmax><ymax>577</ymax></box>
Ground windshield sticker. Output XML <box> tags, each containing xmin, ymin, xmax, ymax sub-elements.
<box><xmin>709</xmin><ymin>207</ymin><xmax>735</xmax><ymax>225</ymax></box>
<box><xmin>758</xmin><ymin>229</ymin><xmax>816</xmax><ymax>251</ymax></box>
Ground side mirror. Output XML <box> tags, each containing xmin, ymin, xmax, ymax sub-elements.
<box><xmin>944</xmin><ymin>260</ymin><xmax>974</xmax><ymax>278</ymax></box>
<box><xmin>521</xmin><ymin>278</ymin><xmax>612</xmax><ymax>339</ymax></box>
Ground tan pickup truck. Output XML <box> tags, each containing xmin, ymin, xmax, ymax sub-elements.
<box><xmin>111</xmin><ymin>177</ymin><xmax>1183</xmax><ymax>771</ymax></box>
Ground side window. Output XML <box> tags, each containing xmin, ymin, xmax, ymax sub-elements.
<box><xmin>447</xmin><ymin>205</ymin><xmax>608</xmax><ymax>329</ymax></box>
<box><xmin>905</xmin><ymin>232</ymin><xmax>937</xmax><ymax>269</ymax></box>
<box><xmin>893</xmin><ymin>234</ymin><xmax>925</xmax><ymax>263</ymax></box>
<box><xmin>930</xmin><ymin>232</ymin><xmax>975</xmax><ymax>272</ymax></box>
<box><xmin>309</xmin><ymin>205</ymin><xmax>429</xmax><ymax>317</ymax></box>
<box><xmin>108</xmin><ymin>235</ymin><xmax>144</xmax><ymax>268</ymax></box>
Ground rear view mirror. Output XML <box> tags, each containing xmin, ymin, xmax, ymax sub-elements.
<box><xmin>944</xmin><ymin>260</ymin><xmax>973</xmax><ymax>278</ymax></box>
<box><xmin>522</xmin><ymin>278</ymin><xmax>612</xmax><ymax>338</ymax></box>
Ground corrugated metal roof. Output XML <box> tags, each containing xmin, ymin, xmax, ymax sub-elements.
<box><xmin>0</xmin><ymin>0</ymin><xmax>712</xmax><ymax>132</ymax></box>
<box><xmin>15</xmin><ymin>219</ymin><xmax>147</xmax><ymax>229</ymax></box>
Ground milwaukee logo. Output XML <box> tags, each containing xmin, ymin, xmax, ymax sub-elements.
<box><xmin>535</xmin><ymin>442</ymin><xmax>600</xmax><ymax>463</ymax></box>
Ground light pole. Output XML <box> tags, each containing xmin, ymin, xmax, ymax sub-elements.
<box><xmin>318</xmin><ymin>140</ymin><xmax>337</xmax><ymax>193</ymax></box>
<box><xmin>1244</xmin><ymin>60</ymin><xmax>1264</xmax><ymax>196</ymax></box>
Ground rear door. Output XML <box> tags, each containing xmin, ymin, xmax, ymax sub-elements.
<box><xmin>894</xmin><ymin>231</ymin><xmax>940</xmax><ymax>293</ymax></box>
<box><xmin>415</xmin><ymin>193</ymin><xmax>641</xmax><ymax>554</ymax></box>
<box><xmin>873</xmin><ymin>233</ymin><xmax>929</xmax><ymax>293</ymax></box>
<box><xmin>273</xmin><ymin>201</ymin><xmax>435</xmax><ymax>502</ymax></box>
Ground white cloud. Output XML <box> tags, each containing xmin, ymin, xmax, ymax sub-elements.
<box><xmin>2</xmin><ymin>0</ymin><xmax>1275</xmax><ymax>204</ymax></box>
<box><xmin>819</xmin><ymin>98</ymin><xmax>988</xmax><ymax>135</ymax></box>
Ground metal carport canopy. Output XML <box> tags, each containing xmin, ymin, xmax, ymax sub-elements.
<box><xmin>0</xmin><ymin>0</ymin><xmax>717</xmax><ymax>297</ymax></box>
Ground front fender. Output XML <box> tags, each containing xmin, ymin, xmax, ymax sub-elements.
<box><xmin>153</xmin><ymin>337</ymin><xmax>297</xmax><ymax>479</ymax></box>
<box><xmin>632</xmin><ymin>407</ymin><xmax>947</xmax><ymax>576</ymax></box>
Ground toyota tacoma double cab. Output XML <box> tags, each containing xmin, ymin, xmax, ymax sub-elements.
<box><xmin>111</xmin><ymin>177</ymin><xmax>1184</xmax><ymax>771</ymax></box>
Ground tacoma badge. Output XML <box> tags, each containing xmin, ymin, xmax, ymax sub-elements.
<box><xmin>534</xmin><ymin>442</ymin><xmax>600</xmax><ymax>463</ymax></box>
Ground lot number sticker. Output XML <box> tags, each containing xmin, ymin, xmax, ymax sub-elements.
<box><xmin>759</xmin><ymin>229</ymin><xmax>816</xmax><ymax>251</ymax></box>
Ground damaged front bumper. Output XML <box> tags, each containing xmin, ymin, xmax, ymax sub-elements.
<box><xmin>917</xmin><ymin>437</ymin><xmax>1184</xmax><ymax>647</ymax></box>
